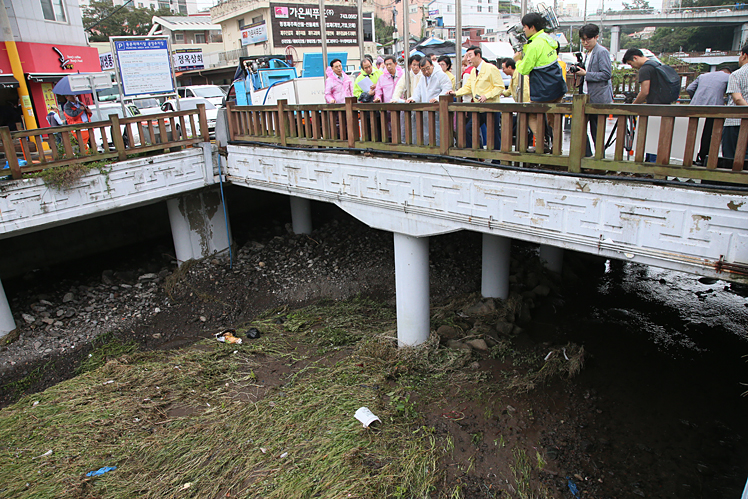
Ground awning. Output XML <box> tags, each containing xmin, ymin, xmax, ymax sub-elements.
<box><xmin>0</xmin><ymin>76</ymin><xmax>18</xmax><ymax>88</ymax></box>
<box><xmin>26</xmin><ymin>73</ymin><xmax>72</xmax><ymax>83</ymax></box>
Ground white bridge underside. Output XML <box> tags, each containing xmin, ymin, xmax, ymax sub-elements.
<box><xmin>227</xmin><ymin>145</ymin><xmax>748</xmax><ymax>283</ymax></box>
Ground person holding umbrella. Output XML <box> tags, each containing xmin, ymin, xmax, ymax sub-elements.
<box><xmin>61</xmin><ymin>94</ymin><xmax>92</xmax><ymax>150</ymax></box>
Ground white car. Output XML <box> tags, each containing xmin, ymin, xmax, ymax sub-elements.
<box><xmin>129</xmin><ymin>98</ymin><xmax>163</xmax><ymax>116</ymax></box>
<box><xmin>177</xmin><ymin>85</ymin><xmax>226</xmax><ymax>108</ymax></box>
<box><xmin>89</xmin><ymin>103</ymin><xmax>141</xmax><ymax>151</ymax></box>
<box><xmin>160</xmin><ymin>97</ymin><xmax>217</xmax><ymax>138</ymax></box>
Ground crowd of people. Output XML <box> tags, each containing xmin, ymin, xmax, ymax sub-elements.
<box><xmin>321</xmin><ymin>13</ymin><xmax>748</xmax><ymax>165</ymax></box>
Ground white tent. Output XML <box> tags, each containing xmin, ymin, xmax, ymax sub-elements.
<box><xmin>479</xmin><ymin>42</ymin><xmax>515</xmax><ymax>61</ymax></box>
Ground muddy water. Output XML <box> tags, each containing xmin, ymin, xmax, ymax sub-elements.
<box><xmin>539</xmin><ymin>257</ymin><xmax>748</xmax><ymax>498</ymax></box>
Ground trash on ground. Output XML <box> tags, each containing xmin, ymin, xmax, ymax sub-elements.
<box><xmin>280</xmin><ymin>452</ymin><xmax>288</xmax><ymax>458</ymax></box>
<box><xmin>215</xmin><ymin>329</ymin><xmax>242</xmax><ymax>344</ymax></box>
<box><xmin>567</xmin><ymin>477</ymin><xmax>581</xmax><ymax>499</ymax></box>
<box><xmin>246</xmin><ymin>327</ymin><xmax>261</xmax><ymax>339</ymax></box>
<box><xmin>544</xmin><ymin>351</ymin><xmax>554</xmax><ymax>361</ymax></box>
<box><xmin>354</xmin><ymin>407</ymin><xmax>381</xmax><ymax>428</ymax></box>
<box><xmin>182</xmin><ymin>482</ymin><xmax>192</xmax><ymax>490</ymax></box>
<box><xmin>86</xmin><ymin>466</ymin><xmax>117</xmax><ymax>477</ymax></box>
<box><xmin>32</xmin><ymin>450</ymin><xmax>52</xmax><ymax>460</ymax></box>
<box><xmin>563</xmin><ymin>347</ymin><xmax>570</xmax><ymax>361</ymax></box>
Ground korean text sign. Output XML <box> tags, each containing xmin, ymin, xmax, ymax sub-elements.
<box><xmin>270</xmin><ymin>3</ymin><xmax>358</xmax><ymax>47</ymax></box>
<box><xmin>114</xmin><ymin>39</ymin><xmax>174</xmax><ymax>96</ymax></box>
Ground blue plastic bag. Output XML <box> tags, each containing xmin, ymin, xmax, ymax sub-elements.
<box><xmin>86</xmin><ymin>466</ymin><xmax>117</xmax><ymax>477</ymax></box>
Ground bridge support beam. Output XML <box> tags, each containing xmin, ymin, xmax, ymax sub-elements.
<box><xmin>610</xmin><ymin>26</ymin><xmax>621</xmax><ymax>59</ymax></box>
<box><xmin>0</xmin><ymin>279</ymin><xmax>16</xmax><ymax>338</ymax></box>
<box><xmin>394</xmin><ymin>232</ymin><xmax>430</xmax><ymax>346</ymax></box>
<box><xmin>166</xmin><ymin>186</ymin><xmax>231</xmax><ymax>265</ymax></box>
<box><xmin>290</xmin><ymin>196</ymin><xmax>312</xmax><ymax>235</ymax></box>
<box><xmin>733</xmin><ymin>23</ymin><xmax>748</xmax><ymax>51</ymax></box>
<box><xmin>482</xmin><ymin>234</ymin><xmax>511</xmax><ymax>300</ymax></box>
<box><xmin>539</xmin><ymin>244</ymin><xmax>564</xmax><ymax>274</ymax></box>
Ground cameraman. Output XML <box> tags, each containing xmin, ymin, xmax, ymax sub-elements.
<box><xmin>572</xmin><ymin>24</ymin><xmax>613</xmax><ymax>157</ymax></box>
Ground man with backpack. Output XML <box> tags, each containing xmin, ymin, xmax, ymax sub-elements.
<box><xmin>622</xmin><ymin>49</ymin><xmax>680</xmax><ymax>104</ymax></box>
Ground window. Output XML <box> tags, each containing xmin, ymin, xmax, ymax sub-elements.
<box><xmin>174</xmin><ymin>32</ymin><xmax>184</xmax><ymax>42</ymax></box>
<box><xmin>195</xmin><ymin>32</ymin><xmax>206</xmax><ymax>43</ymax></box>
<box><xmin>488</xmin><ymin>6</ymin><xmax>493</xmax><ymax>12</ymax></box>
<box><xmin>447</xmin><ymin>4</ymin><xmax>452</xmax><ymax>12</ymax></box>
<box><xmin>40</xmin><ymin>0</ymin><xmax>66</xmax><ymax>22</ymax></box>
<box><xmin>178</xmin><ymin>4</ymin><xmax>187</xmax><ymax>14</ymax></box>
<box><xmin>463</xmin><ymin>29</ymin><xmax>470</xmax><ymax>36</ymax></box>
<box><xmin>449</xmin><ymin>29</ymin><xmax>455</xmax><ymax>38</ymax></box>
<box><xmin>237</xmin><ymin>18</ymin><xmax>244</xmax><ymax>30</ymax></box>
<box><xmin>252</xmin><ymin>15</ymin><xmax>263</xmax><ymax>23</ymax></box>
<box><xmin>363</xmin><ymin>13</ymin><xmax>373</xmax><ymax>42</ymax></box>
<box><xmin>477</xmin><ymin>6</ymin><xmax>482</xmax><ymax>11</ymax></box>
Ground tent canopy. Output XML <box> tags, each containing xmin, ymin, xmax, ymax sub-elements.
<box><xmin>409</xmin><ymin>37</ymin><xmax>467</xmax><ymax>58</ymax></box>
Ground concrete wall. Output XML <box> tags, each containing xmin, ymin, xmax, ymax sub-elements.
<box><xmin>7</xmin><ymin>0</ymin><xmax>87</xmax><ymax>45</ymax></box>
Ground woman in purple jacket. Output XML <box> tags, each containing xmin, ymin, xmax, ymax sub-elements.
<box><xmin>324</xmin><ymin>59</ymin><xmax>354</xmax><ymax>104</ymax></box>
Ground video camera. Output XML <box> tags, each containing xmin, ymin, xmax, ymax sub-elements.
<box><xmin>506</xmin><ymin>3</ymin><xmax>560</xmax><ymax>52</ymax></box>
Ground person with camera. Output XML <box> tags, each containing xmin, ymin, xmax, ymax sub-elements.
<box><xmin>572</xmin><ymin>24</ymin><xmax>613</xmax><ymax>157</ymax></box>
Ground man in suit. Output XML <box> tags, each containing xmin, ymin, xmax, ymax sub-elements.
<box><xmin>573</xmin><ymin>24</ymin><xmax>613</xmax><ymax>157</ymax></box>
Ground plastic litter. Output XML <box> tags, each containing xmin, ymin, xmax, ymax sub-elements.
<box><xmin>566</xmin><ymin>477</ymin><xmax>581</xmax><ymax>499</ymax></box>
<box><xmin>544</xmin><ymin>351</ymin><xmax>554</xmax><ymax>361</ymax></box>
<box><xmin>247</xmin><ymin>327</ymin><xmax>261</xmax><ymax>339</ymax></box>
<box><xmin>215</xmin><ymin>329</ymin><xmax>242</xmax><ymax>344</ymax></box>
<box><xmin>354</xmin><ymin>407</ymin><xmax>381</xmax><ymax>428</ymax></box>
<box><xmin>32</xmin><ymin>450</ymin><xmax>52</xmax><ymax>460</ymax></box>
<box><xmin>563</xmin><ymin>347</ymin><xmax>570</xmax><ymax>361</ymax></box>
<box><xmin>86</xmin><ymin>466</ymin><xmax>117</xmax><ymax>477</ymax></box>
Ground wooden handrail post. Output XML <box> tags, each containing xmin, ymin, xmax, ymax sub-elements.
<box><xmin>568</xmin><ymin>94</ymin><xmax>588</xmax><ymax>173</ymax></box>
<box><xmin>277</xmin><ymin>99</ymin><xmax>288</xmax><ymax>146</ymax></box>
<box><xmin>344</xmin><ymin>96</ymin><xmax>357</xmax><ymax>148</ymax></box>
<box><xmin>439</xmin><ymin>95</ymin><xmax>451</xmax><ymax>155</ymax></box>
<box><xmin>197</xmin><ymin>103</ymin><xmax>210</xmax><ymax>142</ymax></box>
<box><xmin>109</xmin><ymin>114</ymin><xmax>127</xmax><ymax>161</ymax></box>
<box><xmin>0</xmin><ymin>127</ymin><xmax>21</xmax><ymax>179</ymax></box>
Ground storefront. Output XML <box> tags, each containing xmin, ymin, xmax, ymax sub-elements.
<box><xmin>0</xmin><ymin>42</ymin><xmax>101</xmax><ymax>129</ymax></box>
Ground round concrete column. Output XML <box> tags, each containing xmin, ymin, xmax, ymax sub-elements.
<box><xmin>166</xmin><ymin>197</ymin><xmax>193</xmax><ymax>265</ymax></box>
<box><xmin>539</xmin><ymin>244</ymin><xmax>563</xmax><ymax>274</ymax></box>
<box><xmin>394</xmin><ymin>232</ymin><xmax>430</xmax><ymax>346</ymax></box>
<box><xmin>0</xmin><ymin>279</ymin><xmax>16</xmax><ymax>337</ymax></box>
<box><xmin>610</xmin><ymin>26</ymin><xmax>621</xmax><ymax>60</ymax></box>
<box><xmin>290</xmin><ymin>196</ymin><xmax>312</xmax><ymax>235</ymax></box>
<box><xmin>481</xmin><ymin>233</ymin><xmax>511</xmax><ymax>300</ymax></box>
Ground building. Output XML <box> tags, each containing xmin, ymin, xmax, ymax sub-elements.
<box><xmin>1</xmin><ymin>0</ymin><xmax>101</xmax><ymax>129</ymax></box>
<box><xmin>148</xmin><ymin>15</ymin><xmax>223</xmax><ymax>48</ymax></box>
<box><xmin>79</xmin><ymin>0</ymin><xmax>202</xmax><ymax>16</ymax></box>
<box><xmin>429</xmin><ymin>0</ymin><xmax>508</xmax><ymax>35</ymax></box>
<box><xmin>210</xmin><ymin>0</ymin><xmax>376</xmax><ymax>74</ymax></box>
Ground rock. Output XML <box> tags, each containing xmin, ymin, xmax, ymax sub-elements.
<box><xmin>158</xmin><ymin>269</ymin><xmax>171</xmax><ymax>278</ymax></box>
<box><xmin>33</xmin><ymin>341</ymin><xmax>41</xmax><ymax>350</ymax></box>
<box><xmin>138</xmin><ymin>273</ymin><xmax>158</xmax><ymax>280</ymax></box>
<box><xmin>436</xmin><ymin>325</ymin><xmax>459</xmax><ymax>341</ymax></box>
<box><xmin>446</xmin><ymin>339</ymin><xmax>472</xmax><ymax>352</ymax></box>
<box><xmin>101</xmin><ymin>270</ymin><xmax>114</xmax><ymax>285</ymax></box>
<box><xmin>62</xmin><ymin>292</ymin><xmax>74</xmax><ymax>303</ymax></box>
<box><xmin>464</xmin><ymin>299</ymin><xmax>496</xmax><ymax>316</ymax></box>
<box><xmin>466</xmin><ymin>339</ymin><xmax>488</xmax><ymax>351</ymax></box>
<box><xmin>41</xmin><ymin>318</ymin><xmax>54</xmax><ymax>325</ymax></box>
<box><xmin>64</xmin><ymin>310</ymin><xmax>75</xmax><ymax>318</ymax></box>
<box><xmin>469</xmin><ymin>361</ymin><xmax>481</xmax><ymax>370</ymax></box>
<box><xmin>199</xmin><ymin>316</ymin><xmax>207</xmax><ymax>322</ymax></box>
<box><xmin>258</xmin><ymin>261</ymin><xmax>266</xmax><ymax>268</ymax></box>
<box><xmin>39</xmin><ymin>300</ymin><xmax>53</xmax><ymax>306</ymax></box>
<box><xmin>494</xmin><ymin>321</ymin><xmax>514</xmax><ymax>336</ymax></box>
<box><xmin>22</xmin><ymin>314</ymin><xmax>35</xmax><ymax>324</ymax></box>
<box><xmin>532</xmin><ymin>284</ymin><xmax>551</xmax><ymax>297</ymax></box>
<box><xmin>113</xmin><ymin>271</ymin><xmax>135</xmax><ymax>283</ymax></box>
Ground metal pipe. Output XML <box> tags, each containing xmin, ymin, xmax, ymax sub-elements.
<box><xmin>403</xmin><ymin>0</ymin><xmax>410</xmax><ymax>97</ymax></box>
<box><xmin>319</xmin><ymin>0</ymin><xmax>328</xmax><ymax>78</ymax></box>
<box><xmin>521</xmin><ymin>0</ymin><xmax>527</xmax><ymax>18</ymax></box>
<box><xmin>455</xmin><ymin>0</ymin><xmax>462</xmax><ymax>79</ymax></box>
<box><xmin>357</xmin><ymin>0</ymin><xmax>364</xmax><ymax>61</ymax></box>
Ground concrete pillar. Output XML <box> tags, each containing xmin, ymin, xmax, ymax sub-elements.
<box><xmin>167</xmin><ymin>186</ymin><xmax>231</xmax><ymax>265</ymax></box>
<box><xmin>610</xmin><ymin>26</ymin><xmax>621</xmax><ymax>59</ymax></box>
<box><xmin>481</xmin><ymin>234</ymin><xmax>511</xmax><ymax>300</ymax></box>
<box><xmin>393</xmin><ymin>232</ymin><xmax>430</xmax><ymax>347</ymax></box>
<box><xmin>733</xmin><ymin>23</ymin><xmax>748</xmax><ymax>51</ymax></box>
<box><xmin>0</xmin><ymin>279</ymin><xmax>16</xmax><ymax>338</ymax></box>
<box><xmin>539</xmin><ymin>244</ymin><xmax>563</xmax><ymax>274</ymax></box>
<box><xmin>290</xmin><ymin>196</ymin><xmax>312</xmax><ymax>235</ymax></box>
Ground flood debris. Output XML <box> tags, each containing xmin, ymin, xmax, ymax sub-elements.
<box><xmin>86</xmin><ymin>466</ymin><xmax>116</xmax><ymax>477</ymax></box>
<box><xmin>354</xmin><ymin>407</ymin><xmax>381</xmax><ymax>428</ymax></box>
<box><xmin>215</xmin><ymin>329</ymin><xmax>242</xmax><ymax>344</ymax></box>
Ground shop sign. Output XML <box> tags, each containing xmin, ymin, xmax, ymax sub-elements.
<box><xmin>41</xmin><ymin>83</ymin><xmax>59</xmax><ymax>114</ymax></box>
<box><xmin>113</xmin><ymin>39</ymin><xmax>174</xmax><ymax>96</ymax></box>
<box><xmin>270</xmin><ymin>2</ymin><xmax>358</xmax><ymax>47</ymax></box>
<box><xmin>173</xmin><ymin>49</ymin><xmax>204</xmax><ymax>71</ymax></box>
<box><xmin>100</xmin><ymin>52</ymin><xmax>115</xmax><ymax>71</ymax></box>
<box><xmin>241</xmin><ymin>21</ymin><xmax>268</xmax><ymax>46</ymax></box>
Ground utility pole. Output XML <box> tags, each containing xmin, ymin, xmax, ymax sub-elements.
<box><xmin>521</xmin><ymin>0</ymin><xmax>527</xmax><ymax>17</ymax></box>
<box><xmin>319</xmin><ymin>0</ymin><xmax>328</xmax><ymax>77</ymax></box>
<box><xmin>403</xmin><ymin>0</ymin><xmax>411</xmax><ymax>97</ymax></box>
<box><xmin>583</xmin><ymin>0</ymin><xmax>588</xmax><ymax>24</ymax></box>
<box><xmin>358</xmin><ymin>0</ymin><xmax>364</xmax><ymax>60</ymax></box>
<box><xmin>456</xmin><ymin>0</ymin><xmax>463</xmax><ymax>78</ymax></box>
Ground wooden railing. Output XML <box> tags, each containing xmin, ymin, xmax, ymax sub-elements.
<box><xmin>0</xmin><ymin>104</ymin><xmax>210</xmax><ymax>180</ymax></box>
<box><xmin>227</xmin><ymin>96</ymin><xmax>748</xmax><ymax>186</ymax></box>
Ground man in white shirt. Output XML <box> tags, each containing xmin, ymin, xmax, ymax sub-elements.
<box><xmin>406</xmin><ymin>57</ymin><xmax>453</xmax><ymax>146</ymax></box>
<box><xmin>392</xmin><ymin>55</ymin><xmax>423</xmax><ymax>101</ymax></box>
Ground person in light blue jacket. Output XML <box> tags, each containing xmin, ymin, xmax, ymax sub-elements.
<box><xmin>573</xmin><ymin>24</ymin><xmax>613</xmax><ymax>157</ymax></box>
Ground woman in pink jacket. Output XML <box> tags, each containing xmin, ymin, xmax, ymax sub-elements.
<box><xmin>324</xmin><ymin>59</ymin><xmax>353</xmax><ymax>104</ymax></box>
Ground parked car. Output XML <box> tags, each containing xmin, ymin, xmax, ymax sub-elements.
<box><xmin>177</xmin><ymin>85</ymin><xmax>226</xmax><ymax>108</ymax></box>
<box><xmin>715</xmin><ymin>8</ymin><xmax>731</xmax><ymax>13</ymax></box>
<box><xmin>160</xmin><ymin>97</ymin><xmax>218</xmax><ymax>138</ymax></box>
<box><xmin>129</xmin><ymin>98</ymin><xmax>163</xmax><ymax>116</ymax></box>
<box><xmin>88</xmin><ymin>103</ymin><xmax>141</xmax><ymax>152</ymax></box>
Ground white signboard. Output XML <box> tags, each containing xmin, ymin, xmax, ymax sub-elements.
<box><xmin>241</xmin><ymin>21</ymin><xmax>268</xmax><ymax>46</ymax></box>
<box><xmin>114</xmin><ymin>39</ymin><xmax>174</xmax><ymax>96</ymax></box>
<box><xmin>99</xmin><ymin>52</ymin><xmax>115</xmax><ymax>71</ymax></box>
<box><xmin>173</xmin><ymin>48</ymin><xmax>204</xmax><ymax>71</ymax></box>
<box><xmin>67</xmin><ymin>73</ymin><xmax>112</xmax><ymax>92</ymax></box>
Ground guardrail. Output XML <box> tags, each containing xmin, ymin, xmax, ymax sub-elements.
<box><xmin>227</xmin><ymin>96</ymin><xmax>748</xmax><ymax>185</ymax></box>
<box><xmin>0</xmin><ymin>104</ymin><xmax>210</xmax><ymax>180</ymax></box>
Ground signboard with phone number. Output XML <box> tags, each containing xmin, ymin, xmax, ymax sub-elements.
<box><xmin>270</xmin><ymin>3</ymin><xmax>358</xmax><ymax>47</ymax></box>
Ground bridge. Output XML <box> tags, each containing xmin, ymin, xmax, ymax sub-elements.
<box><xmin>0</xmin><ymin>97</ymin><xmax>746</xmax><ymax>347</ymax></box>
<box><xmin>557</xmin><ymin>8</ymin><xmax>748</xmax><ymax>53</ymax></box>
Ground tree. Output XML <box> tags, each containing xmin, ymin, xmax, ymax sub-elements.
<box><xmin>622</xmin><ymin>0</ymin><xmax>654</xmax><ymax>12</ymax></box>
<box><xmin>83</xmin><ymin>0</ymin><xmax>176</xmax><ymax>42</ymax></box>
<box><xmin>375</xmin><ymin>16</ymin><xmax>394</xmax><ymax>47</ymax></box>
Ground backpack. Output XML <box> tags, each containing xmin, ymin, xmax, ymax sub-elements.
<box><xmin>644</xmin><ymin>60</ymin><xmax>680</xmax><ymax>104</ymax></box>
